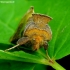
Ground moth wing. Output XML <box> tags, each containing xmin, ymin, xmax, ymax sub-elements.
<box><xmin>32</xmin><ymin>14</ymin><xmax>52</xmax><ymax>24</ymax></box>
<box><xmin>10</xmin><ymin>7</ymin><xmax>34</xmax><ymax>43</ymax></box>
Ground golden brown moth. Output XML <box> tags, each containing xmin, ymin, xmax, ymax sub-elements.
<box><xmin>5</xmin><ymin>7</ymin><xmax>52</xmax><ymax>51</ymax></box>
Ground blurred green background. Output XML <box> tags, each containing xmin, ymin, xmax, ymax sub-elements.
<box><xmin>0</xmin><ymin>0</ymin><xmax>70</xmax><ymax>70</ymax></box>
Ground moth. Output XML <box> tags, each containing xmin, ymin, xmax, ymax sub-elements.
<box><xmin>5</xmin><ymin>7</ymin><xmax>52</xmax><ymax>51</ymax></box>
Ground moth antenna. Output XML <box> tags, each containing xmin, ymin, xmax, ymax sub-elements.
<box><xmin>5</xmin><ymin>44</ymin><xmax>20</xmax><ymax>51</ymax></box>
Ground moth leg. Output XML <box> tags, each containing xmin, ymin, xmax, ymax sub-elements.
<box><xmin>17</xmin><ymin>37</ymin><xmax>30</xmax><ymax>45</ymax></box>
<box><xmin>5</xmin><ymin>37</ymin><xmax>30</xmax><ymax>51</ymax></box>
<box><xmin>32</xmin><ymin>40</ymin><xmax>40</xmax><ymax>51</ymax></box>
<box><xmin>43</xmin><ymin>41</ymin><xmax>52</xmax><ymax>62</ymax></box>
<box><xmin>43</xmin><ymin>41</ymin><xmax>48</xmax><ymax>50</ymax></box>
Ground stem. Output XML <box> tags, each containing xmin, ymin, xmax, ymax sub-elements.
<box><xmin>49</xmin><ymin>61</ymin><xmax>66</xmax><ymax>70</ymax></box>
<box><xmin>46</xmin><ymin>51</ymin><xmax>66</xmax><ymax>70</ymax></box>
<box><xmin>37</xmin><ymin>50</ymin><xmax>66</xmax><ymax>70</ymax></box>
<box><xmin>43</xmin><ymin>59</ymin><xmax>66</xmax><ymax>70</ymax></box>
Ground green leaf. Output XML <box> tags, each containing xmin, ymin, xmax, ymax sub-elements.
<box><xmin>47</xmin><ymin>0</ymin><xmax>70</xmax><ymax>59</ymax></box>
<box><xmin>0</xmin><ymin>61</ymin><xmax>35</xmax><ymax>70</ymax></box>
<box><xmin>0</xmin><ymin>50</ymin><xmax>45</xmax><ymax>64</ymax></box>
<box><xmin>33</xmin><ymin>64</ymin><xmax>47</xmax><ymax>70</ymax></box>
<box><xmin>10</xmin><ymin>62</ymin><xmax>35</xmax><ymax>70</ymax></box>
<box><xmin>0</xmin><ymin>50</ymin><xmax>48</xmax><ymax>70</ymax></box>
